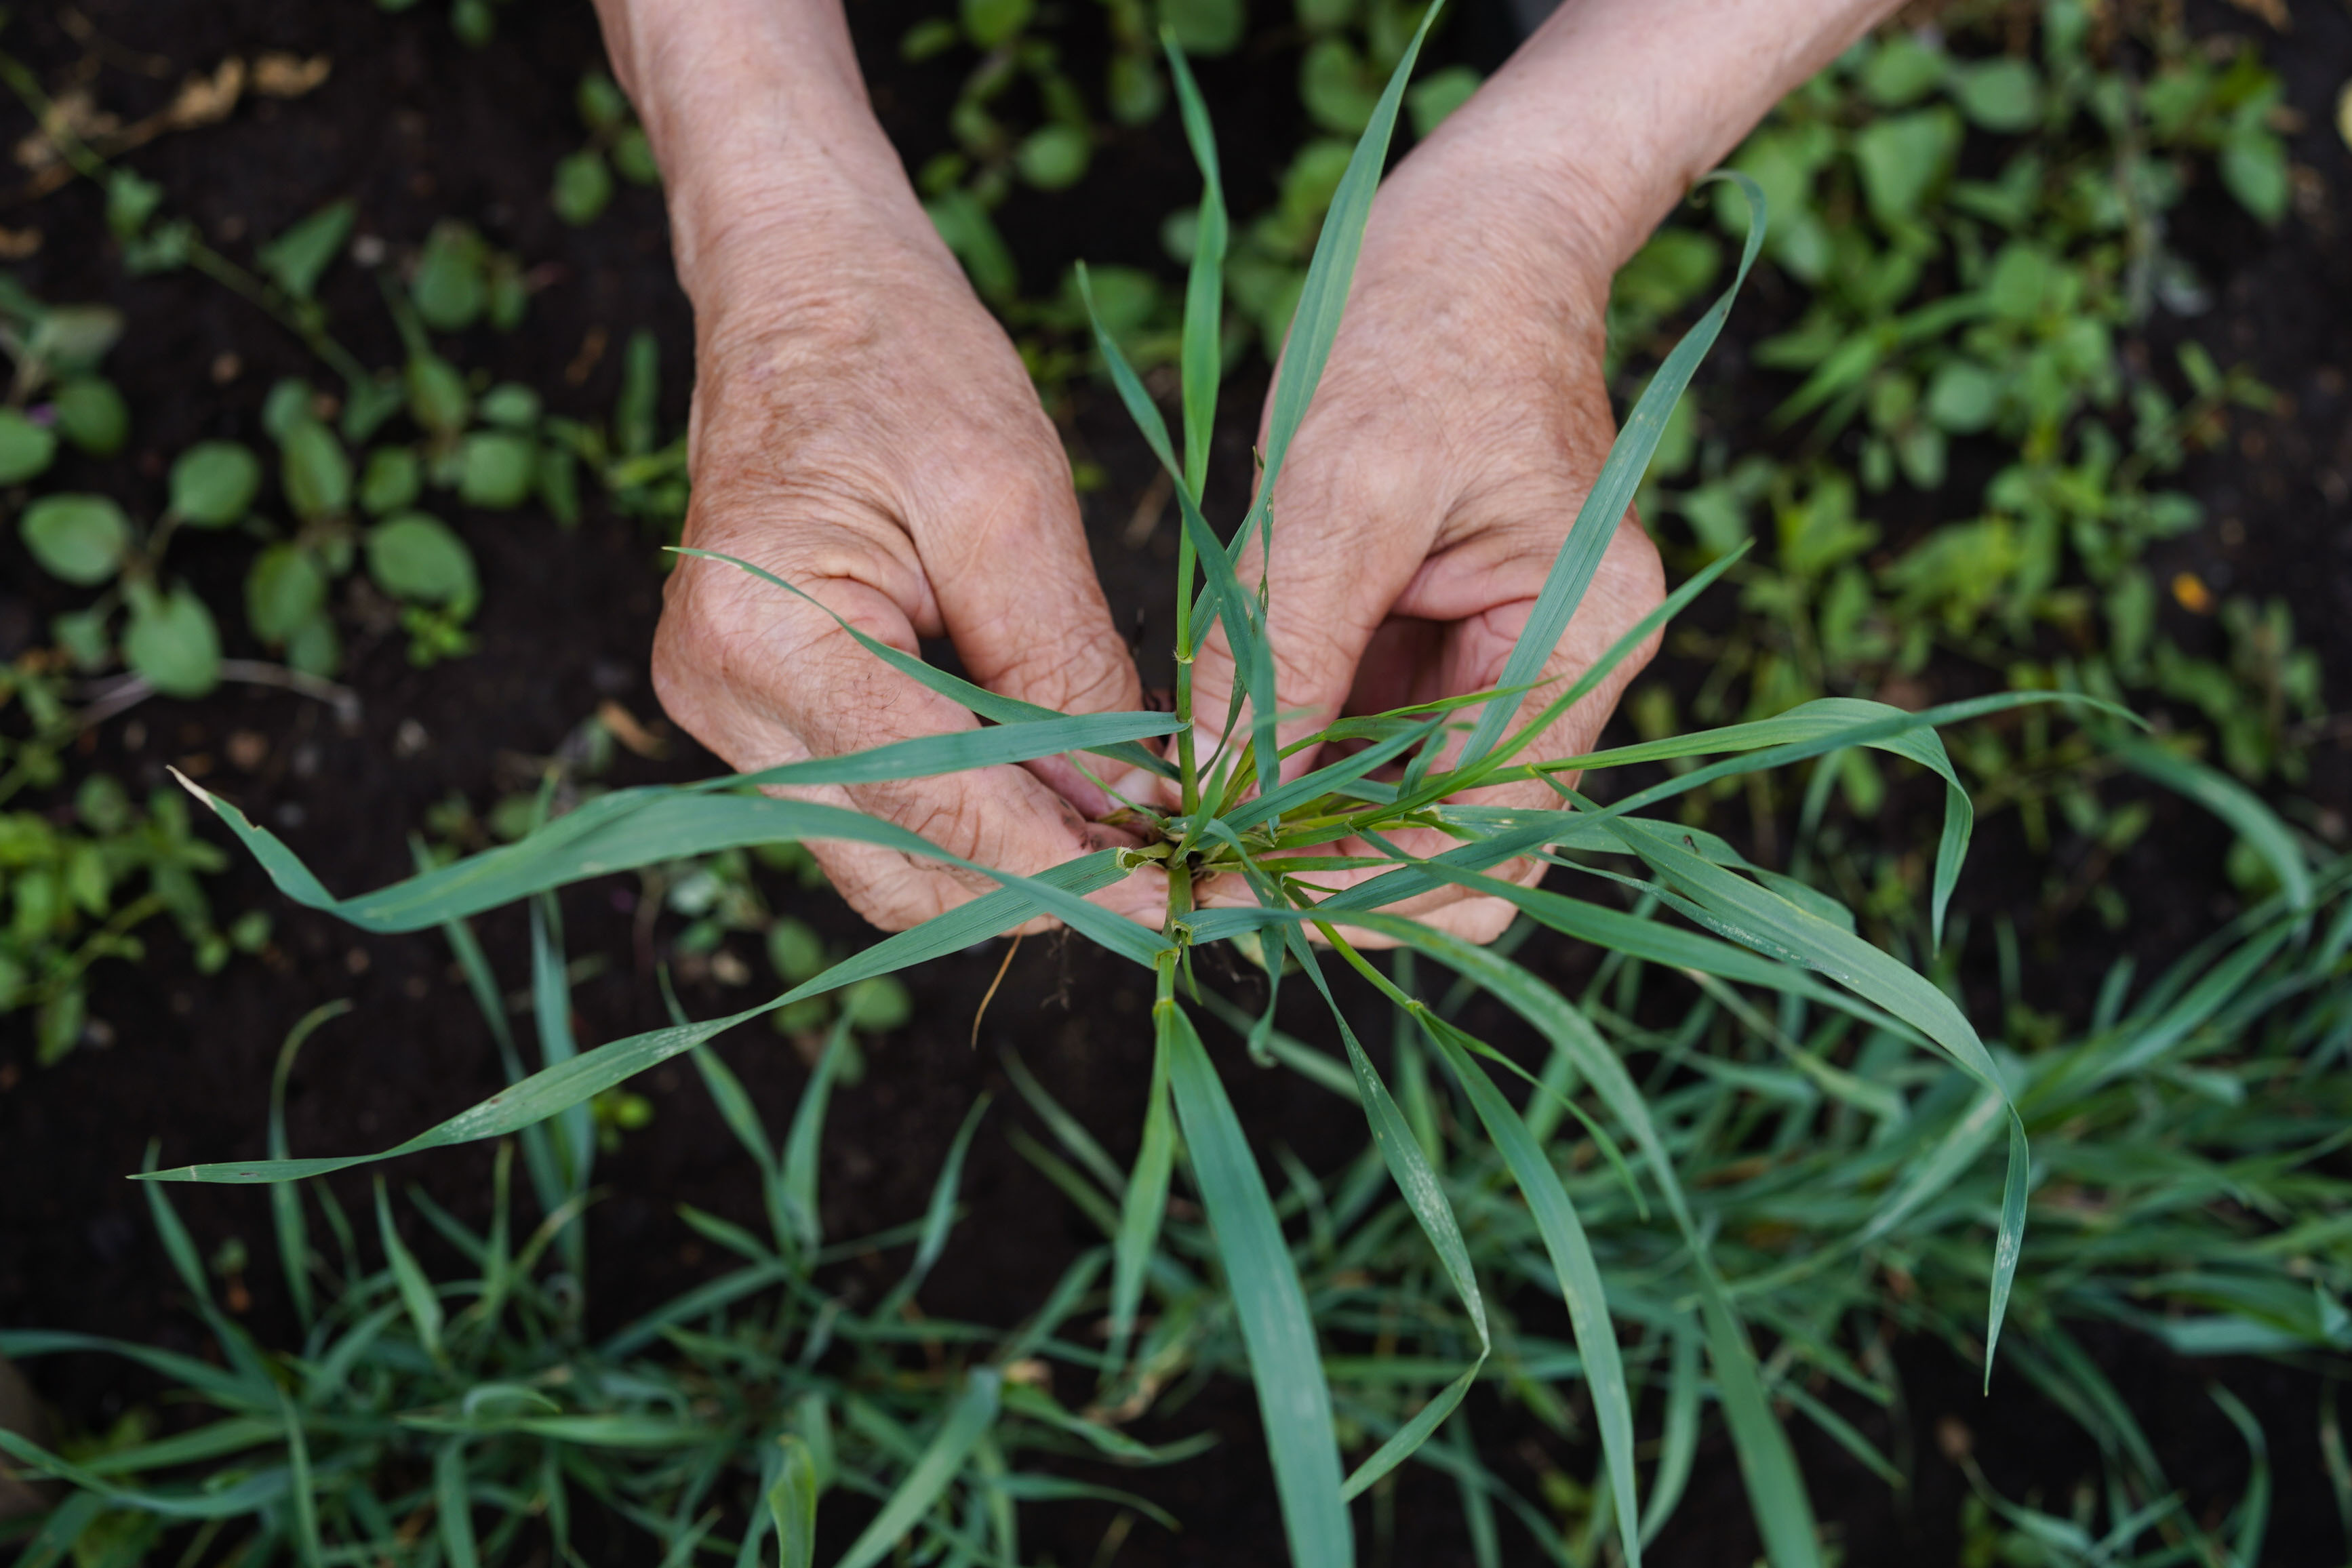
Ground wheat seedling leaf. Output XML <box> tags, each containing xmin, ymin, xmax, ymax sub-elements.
<box><xmin>671</xmin><ymin>545</ymin><xmax>1178</xmax><ymax>778</ymax></box>
<box><xmin>1165</xmin><ymin>35</ymin><xmax>1226</xmax><ymax>499</ymax></box>
<box><xmin>1419</xmin><ymin>1013</ymin><xmax>1643</xmax><ymax>1565</ymax></box>
<box><xmin>768</xmin><ymin>1436</ymin><xmax>820</xmax><ymax>1568</ymax></box>
<box><xmin>1695</xmin><ymin>1268</ymin><xmax>1826</xmax><ymax>1568</ymax></box>
<box><xmin>1163</xmin><ymin>1002</ymin><xmax>1352</xmax><ymax>1568</ymax></box>
<box><xmin>268</xmin><ymin>1000</ymin><xmax>350</xmax><ymax>1328</ymax></box>
<box><xmin>836</xmin><ymin>1368</ymin><xmax>1002</xmax><ymax>1568</ymax></box>
<box><xmin>1285</xmin><ymin>947</ymin><xmax>1490</xmax><ymax>1500</ymax></box>
<box><xmin>174</xmin><ymin>770</ymin><xmax>1164</xmax><ymax>965</ymax></box>
<box><xmin>1110</xmin><ymin>1001</ymin><xmax>1180</xmax><ymax>1366</ymax></box>
<box><xmin>2114</xmin><ymin>736</ymin><xmax>2313</xmax><ymax>913</ymax></box>
<box><xmin>1597</xmin><ymin>816</ymin><xmax>2029</xmax><ymax>1380</ymax></box>
<box><xmin>144</xmin><ymin>854</ymin><xmax>1134</xmax><ymax>1183</ymax></box>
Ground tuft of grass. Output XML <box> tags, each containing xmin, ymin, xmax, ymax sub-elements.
<box><xmin>1</xmin><ymin>925</ymin><xmax>1204</xmax><ymax>1567</ymax></box>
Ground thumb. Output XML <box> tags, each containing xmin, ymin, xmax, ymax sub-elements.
<box><xmin>913</xmin><ymin>443</ymin><xmax>1147</xmax><ymax>812</ymax></box>
<box><xmin>1189</xmin><ymin>444</ymin><xmax>1443</xmax><ymax>786</ymax></box>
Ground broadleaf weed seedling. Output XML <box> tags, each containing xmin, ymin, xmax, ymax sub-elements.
<box><xmin>144</xmin><ymin>13</ymin><xmax>2134</xmax><ymax>1563</ymax></box>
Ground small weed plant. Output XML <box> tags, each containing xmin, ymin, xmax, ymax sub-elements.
<box><xmin>35</xmin><ymin>19</ymin><xmax>2313</xmax><ymax>1567</ymax></box>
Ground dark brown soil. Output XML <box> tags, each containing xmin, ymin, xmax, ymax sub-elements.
<box><xmin>1</xmin><ymin>0</ymin><xmax>2346</xmax><ymax>1563</ymax></box>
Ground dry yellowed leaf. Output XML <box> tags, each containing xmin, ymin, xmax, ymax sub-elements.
<box><xmin>596</xmin><ymin>700</ymin><xmax>670</xmax><ymax>760</ymax></box>
<box><xmin>16</xmin><ymin>87</ymin><xmax>117</xmax><ymax>171</ymax></box>
<box><xmin>165</xmin><ymin>58</ymin><xmax>246</xmax><ymax>130</ymax></box>
<box><xmin>2221</xmin><ymin>0</ymin><xmax>2291</xmax><ymax>26</ymax></box>
<box><xmin>252</xmin><ymin>52</ymin><xmax>332</xmax><ymax>98</ymax></box>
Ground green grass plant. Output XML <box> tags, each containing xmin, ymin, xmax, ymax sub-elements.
<box><xmin>1002</xmin><ymin>838</ymin><xmax>2348</xmax><ymax>1563</ymax></box>
<box><xmin>2</xmin><ymin>933</ymin><xmax>1203</xmax><ymax>1567</ymax></box>
<box><xmin>77</xmin><ymin>13</ymin><xmax>2332</xmax><ymax>1564</ymax></box>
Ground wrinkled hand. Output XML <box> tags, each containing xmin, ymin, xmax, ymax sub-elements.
<box><xmin>653</xmin><ymin>180</ymin><xmax>1163</xmax><ymax>932</ymax></box>
<box><xmin>1190</xmin><ymin>132</ymin><xmax>1665</xmax><ymax>944</ymax></box>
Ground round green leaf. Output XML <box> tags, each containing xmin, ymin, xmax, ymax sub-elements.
<box><xmin>245</xmin><ymin>544</ymin><xmax>329</xmax><ymax>643</ymax></box>
<box><xmin>1858</xmin><ymin>35</ymin><xmax>1944</xmax><ymax>107</ymax></box>
<box><xmin>1014</xmin><ymin>125</ymin><xmax>1091</xmax><ymax>191</ymax></box>
<box><xmin>612</xmin><ymin>126</ymin><xmax>659</xmax><ymax>186</ymax></box>
<box><xmin>0</xmin><ymin>409</ymin><xmax>58</xmax><ymax>484</ymax></box>
<box><xmin>261</xmin><ymin>378</ymin><xmax>318</xmax><ymax>442</ymax></box>
<box><xmin>766</xmin><ymin>918</ymin><xmax>826</xmax><ymax>985</ymax></box>
<box><xmin>366</xmin><ymin>512</ymin><xmax>479</xmax><ymax>607</ymax></box>
<box><xmin>452</xmin><ymin>0</ymin><xmax>494</xmax><ymax>45</ymax></box>
<box><xmin>488</xmin><ymin>268</ymin><xmax>529</xmax><ymax>333</ymax></box>
<box><xmin>1851</xmin><ymin>108</ymin><xmax>1960</xmax><ymax>222</ymax></box>
<box><xmin>52</xmin><ymin>377</ymin><xmax>129</xmax><ymax>456</ymax></box>
<box><xmin>2220</xmin><ymin>132</ymin><xmax>2289</xmax><ymax>226</ymax></box>
<box><xmin>458</xmin><ymin>432</ymin><xmax>536</xmax><ymax>509</ymax></box>
<box><xmin>50</xmin><ymin>607</ymin><xmax>113</xmax><ymax>670</ymax></box>
<box><xmin>1406</xmin><ymin>66</ymin><xmax>1481</xmax><ymax>139</ymax></box>
<box><xmin>552</xmin><ymin>150</ymin><xmax>614</xmax><ymax>226</ymax></box>
<box><xmin>281</xmin><ymin>420</ymin><xmax>352</xmax><ymax>521</ymax></box>
<box><xmin>1300</xmin><ymin>38</ymin><xmax>1378</xmax><ymax>135</ymax></box>
<box><xmin>1161</xmin><ymin>0</ymin><xmax>1242</xmax><ymax>54</ymax></box>
<box><xmin>406</xmin><ymin>352</ymin><xmax>471</xmax><ymax>437</ymax></box>
<box><xmin>20</xmin><ymin>494</ymin><xmax>131</xmax><ymax>584</ymax></box>
<box><xmin>478</xmin><ymin>383</ymin><xmax>542</xmax><ymax>429</ymax></box>
<box><xmin>124</xmin><ymin>583</ymin><xmax>222</xmax><ymax>698</ymax></box>
<box><xmin>170</xmin><ymin>441</ymin><xmax>263</xmax><ymax>527</ymax></box>
<box><xmin>1925</xmin><ymin>361</ymin><xmax>2001</xmax><ymax>433</ymax></box>
<box><xmin>844</xmin><ymin>976</ymin><xmax>913</xmax><ymax>1032</ymax></box>
<box><xmin>1950</xmin><ymin>58</ymin><xmax>2042</xmax><ymax>134</ymax></box>
<box><xmin>959</xmin><ymin>0</ymin><xmax>1031</xmax><ymax>48</ymax></box>
<box><xmin>412</xmin><ymin>224</ymin><xmax>488</xmax><ymax>332</ymax></box>
<box><xmin>75</xmin><ymin>773</ymin><xmax>131</xmax><ymax>835</ymax></box>
<box><xmin>359</xmin><ymin>446</ymin><xmax>424</xmax><ymax>516</ymax></box>
<box><xmin>576</xmin><ymin>71</ymin><xmax>630</xmax><ymax>133</ymax></box>
<box><xmin>286</xmin><ymin>614</ymin><xmax>341</xmax><ymax>679</ymax></box>
<box><xmin>29</xmin><ymin>306</ymin><xmax>123</xmax><ymax>374</ymax></box>
<box><xmin>1105</xmin><ymin>52</ymin><xmax>1165</xmax><ymax>127</ymax></box>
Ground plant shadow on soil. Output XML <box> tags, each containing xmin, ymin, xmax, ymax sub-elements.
<box><xmin>1</xmin><ymin>0</ymin><xmax>2348</xmax><ymax>1562</ymax></box>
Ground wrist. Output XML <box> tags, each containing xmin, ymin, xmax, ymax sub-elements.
<box><xmin>590</xmin><ymin>0</ymin><xmax>919</xmax><ymax>304</ymax></box>
<box><xmin>1407</xmin><ymin>0</ymin><xmax>1900</xmax><ymax>274</ymax></box>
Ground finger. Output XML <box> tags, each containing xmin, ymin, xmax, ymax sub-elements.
<box><xmin>902</xmin><ymin>416</ymin><xmax>1148</xmax><ymax>816</ymax></box>
<box><xmin>654</xmin><ymin>519</ymin><xmax>1163</xmax><ymax>934</ymax></box>
<box><xmin>1189</xmin><ymin>404</ymin><xmax>1447</xmax><ymax>786</ymax></box>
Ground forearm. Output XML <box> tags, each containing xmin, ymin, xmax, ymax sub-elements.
<box><xmin>1410</xmin><ymin>0</ymin><xmax>1902</xmax><ymax>277</ymax></box>
<box><xmin>587</xmin><ymin>0</ymin><xmax>916</xmax><ymax>308</ymax></box>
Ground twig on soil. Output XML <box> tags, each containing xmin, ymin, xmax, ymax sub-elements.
<box><xmin>76</xmin><ymin>660</ymin><xmax>361</xmax><ymax>730</ymax></box>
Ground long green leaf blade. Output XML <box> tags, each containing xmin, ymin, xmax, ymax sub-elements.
<box><xmin>1422</xmin><ymin>1017</ymin><xmax>1640</xmax><ymax>1565</ymax></box>
<box><xmin>837</xmin><ymin>1369</ymin><xmax>1002</xmax><ymax>1568</ymax></box>
<box><xmin>1163</xmin><ymin>1005</ymin><xmax>1351</xmax><ymax>1567</ymax></box>
<box><xmin>673</xmin><ymin>546</ymin><xmax>1178</xmax><ymax>777</ymax></box>
<box><xmin>1166</xmin><ymin>35</ymin><xmax>1226</xmax><ymax>498</ymax></box>
<box><xmin>1695</xmin><ymin>1274</ymin><xmax>1825</xmax><ymax>1568</ymax></box>
<box><xmin>769</xmin><ymin>1436</ymin><xmax>820</xmax><ymax>1568</ymax></box>
<box><xmin>146</xmin><ymin>856</ymin><xmax>1134</xmax><ymax>1183</ymax></box>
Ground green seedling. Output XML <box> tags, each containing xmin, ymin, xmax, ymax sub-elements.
<box><xmin>0</xmin><ymin>754</ymin><xmax>266</xmax><ymax>1062</ymax></box>
<box><xmin>146</xmin><ymin>20</ymin><xmax>2154</xmax><ymax>1564</ymax></box>
<box><xmin>1</xmin><ymin>980</ymin><xmax>1200</xmax><ymax>1565</ymax></box>
<box><xmin>553</xmin><ymin>71</ymin><xmax>660</xmax><ymax>226</ymax></box>
<box><xmin>1601</xmin><ymin>6</ymin><xmax>2320</xmax><ymax>940</ymax></box>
